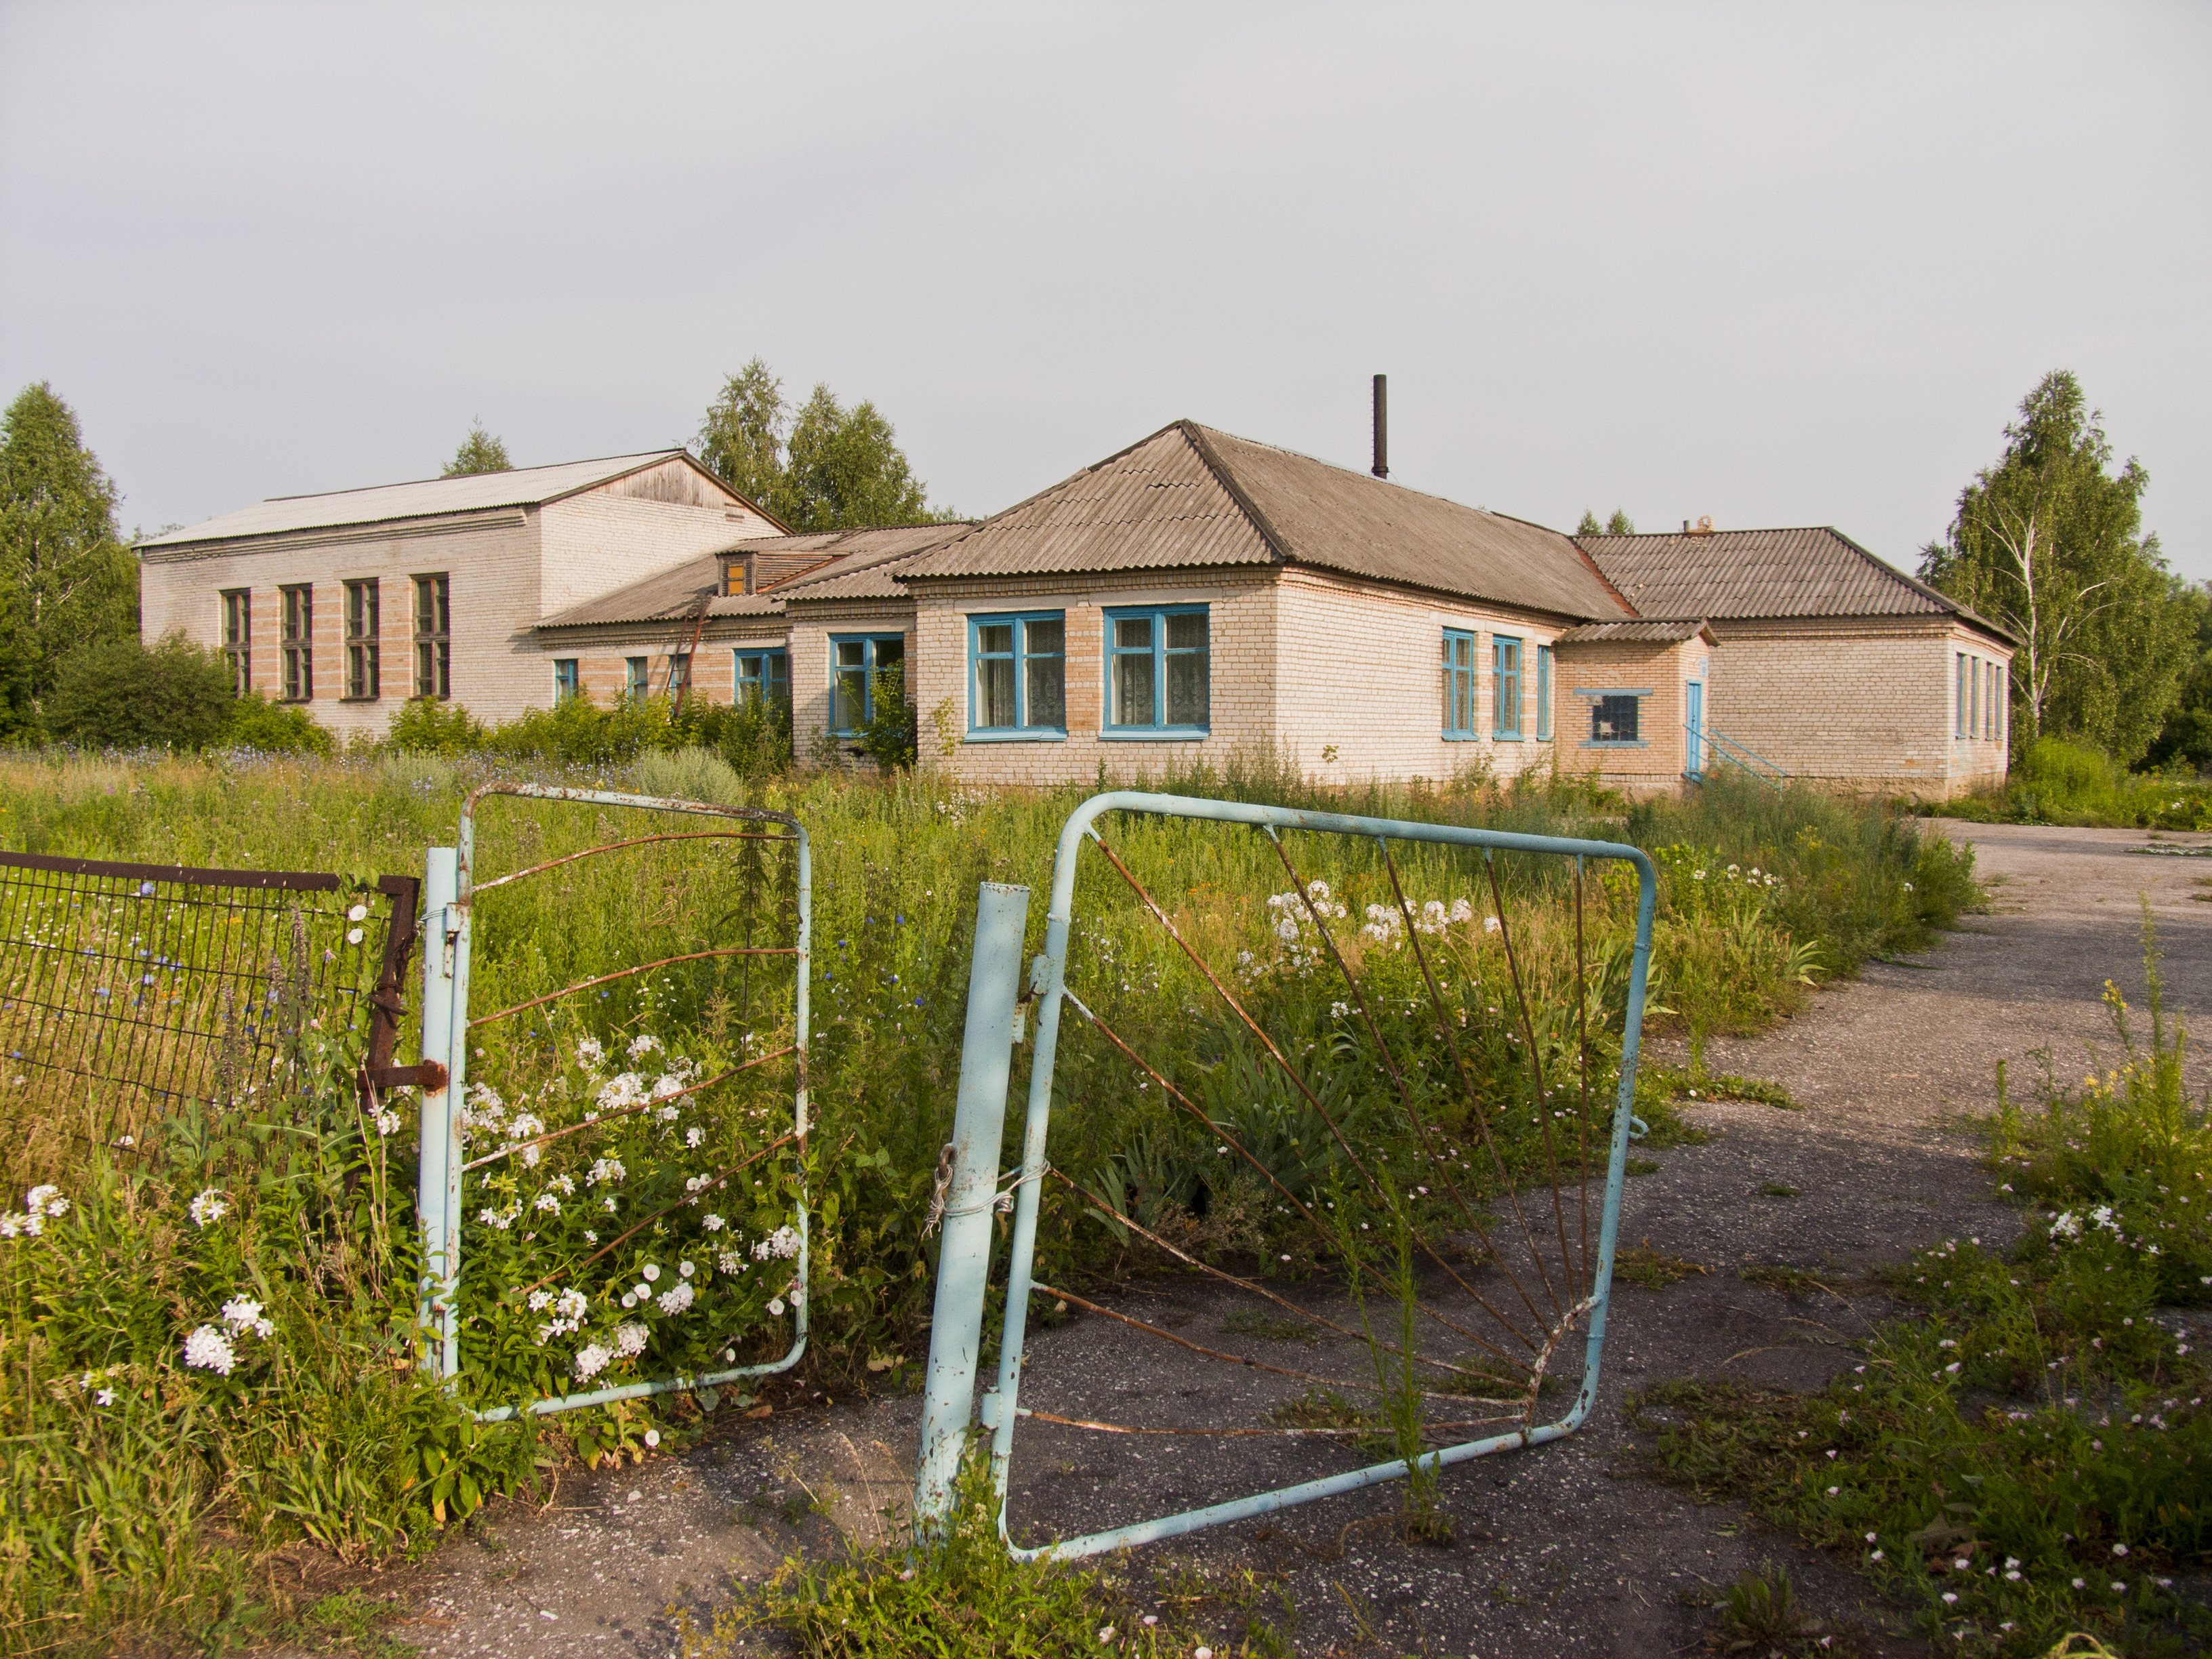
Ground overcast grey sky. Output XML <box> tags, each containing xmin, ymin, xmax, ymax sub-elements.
<box><xmin>3</xmin><ymin>1</ymin><xmax>2205</xmax><ymax>577</ymax></box>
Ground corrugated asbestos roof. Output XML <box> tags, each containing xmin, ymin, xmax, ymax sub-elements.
<box><xmin>535</xmin><ymin>524</ymin><xmax>970</xmax><ymax>630</ymax></box>
<box><xmin>1575</xmin><ymin>527</ymin><xmax>2010</xmax><ymax>638</ymax></box>
<box><xmin>140</xmin><ymin>451</ymin><xmax>708</xmax><ymax>548</ymax></box>
<box><xmin>770</xmin><ymin>523</ymin><xmax>972</xmax><ymax>602</ymax></box>
<box><xmin>1553</xmin><ymin>619</ymin><xmax>1712</xmax><ymax>644</ymax></box>
<box><xmin>895</xmin><ymin>422</ymin><xmax>1628</xmax><ymax>620</ymax></box>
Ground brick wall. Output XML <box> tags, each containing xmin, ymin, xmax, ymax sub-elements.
<box><xmin>537</xmin><ymin>485</ymin><xmax>776</xmax><ymax>622</ymax></box>
<box><xmin>1552</xmin><ymin>638</ymin><xmax>1696</xmax><ymax>794</ymax></box>
<box><xmin>786</xmin><ymin>602</ymin><xmax>916</xmax><ymax>764</ymax></box>
<box><xmin>138</xmin><ymin>510</ymin><xmax>541</xmax><ymax>741</ymax></box>
<box><xmin>537</xmin><ymin>618</ymin><xmax>790</xmax><ymax>708</ymax></box>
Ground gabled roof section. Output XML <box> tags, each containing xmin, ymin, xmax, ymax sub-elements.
<box><xmin>535</xmin><ymin>523</ymin><xmax>970</xmax><ymax>630</ymax></box>
<box><xmin>895</xmin><ymin>421</ymin><xmax>1629</xmax><ymax>620</ymax></box>
<box><xmin>1576</xmin><ymin>527</ymin><xmax>2016</xmax><ymax>642</ymax></box>
<box><xmin>140</xmin><ymin>449</ymin><xmax>771</xmax><ymax>548</ymax></box>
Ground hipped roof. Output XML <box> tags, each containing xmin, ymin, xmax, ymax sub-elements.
<box><xmin>1576</xmin><ymin>527</ymin><xmax>2016</xmax><ymax>642</ymax></box>
<box><xmin>895</xmin><ymin>422</ymin><xmax>1630</xmax><ymax>621</ymax></box>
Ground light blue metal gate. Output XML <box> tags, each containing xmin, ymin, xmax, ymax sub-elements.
<box><xmin>412</xmin><ymin>783</ymin><xmax>811</xmax><ymax>1421</ymax></box>
<box><xmin>915</xmin><ymin>791</ymin><xmax>1656</xmax><ymax>1558</ymax></box>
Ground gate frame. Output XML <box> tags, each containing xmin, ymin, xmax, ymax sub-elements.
<box><xmin>949</xmin><ymin>790</ymin><xmax>1657</xmax><ymax>1560</ymax></box>
<box><xmin>415</xmin><ymin>783</ymin><xmax>811</xmax><ymax>1422</ymax></box>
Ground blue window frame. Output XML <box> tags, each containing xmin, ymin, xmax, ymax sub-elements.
<box><xmin>625</xmin><ymin>656</ymin><xmax>649</xmax><ymax>702</ymax></box>
<box><xmin>735</xmin><ymin>647</ymin><xmax>789</xmax><ymax>703</ymax></box>
<box><xmin>831</xmin><ymin>633</ymin><xmax>905</xmax><ymax>734</ymax></box>
<box><xmin>1581</xmin><ymin>690</ymin><xmax>1649</xmax><ymax>747</ymax></box>
<box><xmin>1536</xmin><ymin>644</ymin><xmax>1553</xmax><ymax>741</ymax></box>
<box><xmin>1493</xmin><ymin>634</ymin><xmax>1523</xmax><ymax>739</ymax></box>
<box><xmin>1103</xmin><ymin>605</ymin><xmax>1208</xmax><ymax>737</ymax></box>
<box><xmin>1955</xmin><ymin>652</ymin><xmax>1968</xmax><ymax>739</ymax></box>
<box><xmin>1441</xmin><ymin>630</ymin><xmax>1478</xmax><ymax>738</ymax></box>
<box><xmin>552</xmin><ymin>658</ymin><xmax>580</xmax><ymax>703</ymax></box>
<box><xmin>968</xmin><ymin>612</ymin><xmax>1067</xmax><ymax>739</ymax></box>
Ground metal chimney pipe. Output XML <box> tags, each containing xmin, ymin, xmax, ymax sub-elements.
<box><xmin>1371</xmin><ymin>374</ymin><xmax>1389</xmax><ymax>479</ymax></box>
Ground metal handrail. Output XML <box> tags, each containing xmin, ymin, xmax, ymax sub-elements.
<box><xmin>1686</xmin><ymin>720</ymin><xmax>1788</xmax><ymax>792</ymax></box>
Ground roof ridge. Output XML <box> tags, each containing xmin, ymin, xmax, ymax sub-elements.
<box><xmin>262</xmin><ymin>448</ymin><xmax>687</xmax><ymax>504</ymax></box>
<box><xmin>1177</xmin><ymin>421</ymin><xmax>1292</xmax><ymax>564</ymax></box>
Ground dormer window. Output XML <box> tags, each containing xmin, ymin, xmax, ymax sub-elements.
<box><xmin>721</xmin><ymin>554</ymin><xmax>756</xmax><ymax>596</ymax></box>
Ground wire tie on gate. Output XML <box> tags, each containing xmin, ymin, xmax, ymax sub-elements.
<box><xmin>920</xmin><ymin>1141</ymin><xmax>958</xmax><ymax>1237</ymax></box>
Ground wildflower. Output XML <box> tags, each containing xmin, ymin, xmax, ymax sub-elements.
<box><xmin>534</xmin><ymin>1193</ymin><xmax>560</xmax><ymax>1214</ymax></box>
<box><xmin>627</xmin><ymin>1033</ymin><xmax>662</xmax><ymax>1061</ymax></box>
<box><xmin>754</xmin><ymin>1225</ymin><xmax>802</xmax><ymax>1261</ymax></box>
<box><xmin>644</xmin><ymin>1428</ymin><xmax>661</xmax><ymax>1447</ymax></box>
<box><xmin>374</xmin><ymin>1108</ymin><xmax>403</xmax><ymax>1135</ymax></box>
<box><xmin>597</xmin><ymin>1072</ymin><xmax>647</xmax><ymax>1112</ymax></box>
<box><xmin>685</xmin><ymin>1125</ymin><xmax>705</xmax><ymax>1149</ymax></box>
<box><xmin>718</xmin><ymin>1248</ymin><xmax>746</xmax><ymax>1274</ymax></box>
<box><xmin>1868</xmin><ymin>1549</ymin><xmax>1883</xmax><ymax>1561</ymax></box>
<box><xmin>679</xmin><ymin>1260</ymin><xmax>696</xmax><ymax>1277</ymax></box>
<box><xmin>2112</xmin><ymin>1544</ymin><xmax>2128</xmax><ymax>1557</ymax></box>
<box><xmin>2072</xmin><ymin>1578</ymin><xmax>2085</xmax><ymax>1589</ymax></box>
<box><xmin>656</xmin><ymin>1281</ymin><xmax>695</xmax><ymax>1315</ymax></box>
<box><xmin>703</xmin><ymin>1214</ymin><xmax>726</xmax><ymax>1231</ymax></box>
<box><xmin>643</xmin><ymin>1263</ymin><xmax>661</xmax><ymax>1282</ymax></box>
<box><xmin>220</xmin><ymin>1296</ymin><xmax>275</xmax><ymax>1338</ymax></box>
<box><xmin>769</xmin><ymin>1298</ymin><xmax>786</xmax><ymax>1316</ymax></box>
<box><xmin>1483</xmin><ymin>916</ymin><xmax>1501</xmax><ymax>934</ymax></box>
<box><xmin>613</xmin><ymin>1323</ymin><xmax>649</xmax><ymax>1358</ymax></box>
<box><xmin>1940</xmin><ymin>1593</ymin><xmax>1957</xmax><ymax>1605</ymax></box>
<box><xmin>590</xmin><ymin>1158</ymin><xmax>627</xmax><ymax>1185</ymax></box>
<box><xmin>576</xmin><ymin>1037</ymin><xmax>605</xmax><ymax>1069</ymax></box>
<box><xmin>573</xmin><ymin>1342</ymin><xmax>614</xmax><ymax>1381</ymax></box>
<box><xmin>184</xmin><ymin>1325</ymin><xmax>237</xmax><ymax>1374</ymax></box>
<box><xmin>188</xmin><ymin>1189</ymin><xmax>230</xmax><ymax>1227</ymax></box>
<box><xmin>96</xmin><ymin>1387</ymin><xmax>117</xmax><ymax>1406</ymax></box>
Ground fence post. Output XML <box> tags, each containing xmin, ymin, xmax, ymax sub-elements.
<box><xmin>415</xmin><ymin>847</ymin><xmax>462</xmax><ymax>1377</ymax></box>
<box><xmin>912</xmin><ymin>880</ymin><xmax>1031</xmax><ymax>1530</ymax></box>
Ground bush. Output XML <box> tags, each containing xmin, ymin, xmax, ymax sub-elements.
<box><xmin>1944</xmin><ymin>735</ymin><xmax>2212</xmax><ymax>830</ymax></box>
<box><xmin>44</xmin><ymin>634</ymin><xmax>234</xmax><ymax>750</ymax></box>
<box><xmin>384</xmin><ymin>697</ymin><xmax>487</xmax><ymax>756</ymax></box>
<box><xmin>220</xmin><ymin>693</ymin><xmax>333</xmax><ymax>756</ymax></box>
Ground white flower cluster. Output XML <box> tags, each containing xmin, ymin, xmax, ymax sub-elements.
<box><xmin>506</xmin><ymin>1112</ymin><xmax>546</xmax><ymax>1168</ymax></box>
<box><xmin>183</xmin><ymin>1294</ymin><xmax>277</xmax><ymax>1375</ymax></box>
<box><xmin>528</xmin><ymin>1286</ymin><xmax>590</xmax><ymax>1345</ymax></box>
<box><xmin>476</xmin><ymin>1201</ymin><xmax>523</xmax><ymax>1230</ymax></box>
<box><xmin>627</xmin><ymin>1033</ymin><xmax>662</xmax><ymax>1061</ymax></box>
<box><xmin>717</xmin><ymin>1246</ymin><xmax>749</xmax><ymax>1275</ymax></box>
<box><xmin>188</xmin><ymin>1189</ymin><xmax>230</xmax><ymax>1228</ymax></box>
<box><xmin>373</xmin><ymin>1107</ymin><xmax>405</xmax><ymax>1136</ymax></box>
<box><xmin>456</xmin><ymin>1082</ymin><xmax>508</xmax><ymax>1146</ymax></box>
<box><xmin>576</xmin><ymin>1037</ymin><xmax>606</xmax><ymax>1071</ymax></box>
<box><xmin>590</xmin><ymin>1157</ymin><xmax>627</xmax><ymax>1186</ymax></box>
<box><xmin>656</xmin><ymin>1279</ymin><xmax>695</xmax><ymax>1315</ymax></box>
<box><xmin>0</xmin><ymin>1185</ymin><xmax>69</xmax><ymax>1240</ymax></box>
<box><xmin>752</xmin><ymin>1225</ymin><xmax>802</xmax><ymax>1261</ymax></box>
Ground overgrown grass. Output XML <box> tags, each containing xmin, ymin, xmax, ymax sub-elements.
<box><xmin>1629</xmin><ymin>912</ymin><xmax>2211</xmax><ymax>1657</ymax></box>
<box><xmin>1942</xmin><ymin>736</ymin><xmax>2212</xmax><ymax>832</ymax></box>
<box><xmin>0</xmin><ymin>749</ymin><xmax>1974</xmax><ymax>1652</ymax></box>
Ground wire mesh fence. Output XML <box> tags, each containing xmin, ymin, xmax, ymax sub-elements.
<box><xmin>930</xmin><ymin>792</ymin><xmax>1656</xmax><ymax>1558</ymax></box>
<box><xmin>0</xmin><ymin>850</ymin><xmax>418</xmax><ymax>1170</ymax></box>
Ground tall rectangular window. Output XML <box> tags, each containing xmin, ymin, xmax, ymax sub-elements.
<box><xmin>735</xmin><ymin>648</ymin><xmax>789</xmax><ymax>703</ymax></box>
<box><xmin>1589</xmin><ymin>695</ymin><xmax>1641</xmax><ymax>745</ymax></box>
<box><xmin>1535</xmin><ymin>644</ymin><xmax>1553</xmax><ymax>741</ymax></box>
<box><xmin>626</xmin><ymin>657</ymin><xmax>649</xmax><ymax>701</ymax></box>
<box><xmin>279</xmin><ymin>583</ymin><xmax>312</xmax><ymax>702</ymax></box>
<box><xmin>553</xmin><ymin>659</ymin><xmax>580</xmax><ymax>703</ymax></box>
<box><xmin>1104</xmin><ymin>605</ymin><xmax>1208</xmax><ymax>733</ymax></box>
<box><xmin>342</xmin><ymin>579</ymin><xmax>380</xmax><ymax>700</ymax></box>
<box><xmin>831</xmin><ymin>634</ymin><xmax>905</xmax><ymax>733</ymax></box>
<box><xmin>220</xmin><ymin>589</ymin><xmax>251</xmax><ymax>696</ymax></box>
<box><xmin>412</xmin><ymin>574</ymin><xmax>449</xmax><ymax>699</ymax></box>
<box><xmin>968</xmin><ymin>612</ymin><xmax>1066</xmax><ymax>736</ymax></box>
<box><xmin>1996</xmin><ymin>665</ymin><xmax>2007</xmax><ymax>742</ymax></box>
<box><xmin>668</xmin><ymin>653</ymin><xmax>692</xmax><ymax>693</ymax></box>
<box><xmin>1492</xmin><ymin>635</ymin><xmax>1523</xmax><ymax>738</ymax></box>
<box><xmin>1955</xmin><ymin>652</ymin><xmax>1967</xmax><ymax>738</ymax></box>
<box><xmin>1441</xmin><ymin>630</ymin><xmax>1477</xmax><ymax>738</ymax></box>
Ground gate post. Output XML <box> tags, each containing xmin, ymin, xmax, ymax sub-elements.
<box><xmin>415</xmin><ymin>847</ymin><xmax>464</xmax><ymax>1377</ymax></box>
<box><xmin>912</xmin><ymin>881</ymin><xmax>1031</xmax><ymax>1530</ymax></box>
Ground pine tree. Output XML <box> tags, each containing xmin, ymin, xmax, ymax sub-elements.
<box><xmin>443</xmin><ymin>423</ymin><xmax>512</xmax><ymax>476</ymax></box>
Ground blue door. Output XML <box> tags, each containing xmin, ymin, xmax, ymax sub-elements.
<box><xmin>1685</xmin><ymin>680</ymin><xmax>1704</xmax><ymax>780</ymax></box>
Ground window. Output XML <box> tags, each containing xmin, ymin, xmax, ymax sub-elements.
<box><xmin>968</xmin><ymin>612</ymin><xmax>1066</xmax><ymax>737</ymax></box>
<box><xmin>342</xmin><ymin>579</ymin><xmax>379</xmax><ymax>700</ymax></box>
<box><xmin>1493</xmin><ymin>635</ymin><xmax>1523</xmax><ymax>738</ymax></box>
<box><xmin>1103</xmin><ymin>605</ymin><xmax>1208</xmax><ymax>735</ymax></box>
<box><xmin>1441</xmin><ymin>630</ymin><xmax>1477</xmax><ymax>738</ymax></box>
<box><xmin>1535</xmin><ymin>644</ymin><xmax>1553</xmax><ymax>741</ymax></box>
<box><xmin>1995</xmin><ymin>665</ymin><xmax>2007</xmax><ymax>742</ymax></box>
<box><xmin>220</xmin><ymin>590</ymin><xmax>250</xmax><ymax>696</ymax></box>
<box><xmin>279</xmin><ymin>584</ymin><xmax>312</xmax><ymax>702</ymax></box>
<box><xmin>1956</xmin><ymin>651</ymin><xmax>1968</xmax><ymax>739</ymax></box>
<box><xmin>626</xmin><ymin>657</ymin><xmax>649</xmax><ymax>701</ymax></box>
<box><xmin>553</xmin><ymin>659</ymin><xmax>580</xmax><ymax>703</ymax></box>
<box><xmin>412</xmin><ymin>574</ymin><xmax>449</xmax><ymax>699</ymax></box>
<box><xmin>1984</xmin><ymin>661</ymin><xmax>1998</xmax><ymax>739</ymax></box>
<box><xmin>668</xmin><ymin>653</ymin><xmax>692</xmax><ymax>693</ymax></box>
<box><xmin>735</xmin><ymin>648</ymin><xmax>789</xmax><ymax>703</ymax></box>
<box><xmin>1588</xmin><ymin>694</ymin><xmax>1642</xmax><ymax>745</ymax></box>
<box><xmin>832</xmin><ymin>634</ymin><xmax>905</xmax><ymax>733</ymax></box>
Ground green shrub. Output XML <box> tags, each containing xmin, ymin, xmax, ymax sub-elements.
<box><xmin>384</xmin><ymin>696</ymin><xmax>487</xmax><ymax>756</ymax></box>
<box><xmin>44</xmin><ymin>634</ymin><xmax>234</xmax><ymax>750</ymax></box>
<box><xmin>220</xmin><ymin>691</ymin><xmax>333</xmax><ymax>755</ymax></box>
<box><xmin>1946</xmin><ymin>735</ymin><xmax>2212</xmax><ymax>830</ymax></box>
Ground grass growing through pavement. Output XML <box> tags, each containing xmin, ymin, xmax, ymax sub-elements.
<box><xmin>0</xmin><ymin>747</ymin><xmax>1974</xmax><ymax>1654</ymax></box>
<box><xmin>1630</xmin><ymin>912</ymin><xmax>2211</xmax><ymax>1657</ymax></box>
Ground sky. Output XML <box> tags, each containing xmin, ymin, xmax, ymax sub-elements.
<box><xmin>3</xmin><ymin>1</ymin><xmax>2207</xmax><ymax>577</ymax></box>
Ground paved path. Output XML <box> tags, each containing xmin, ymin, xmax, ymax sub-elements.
<box><xmin>359</xmin><ymin>819</ymin><xmax>2212</xmax><ymax>1658</ymax></box>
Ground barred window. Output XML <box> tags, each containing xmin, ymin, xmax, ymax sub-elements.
<box><xmin>412</xmin><ymin>574</ymin><xmax>449</xmax><ymax>699</ymax></box>
<box><xmin>220</xmin><ymin>589</ymin><xmax>251</xmax><ymax>697</ymax></box>
<box><xmin>279</xmin><ymin>584</ymin><xmax>312</xmax><ymax>702</ymax></box>
<box><xmin>343</xmin><ymin>579</ymin><xmax>380</xmax><ymax>700</ymax></box>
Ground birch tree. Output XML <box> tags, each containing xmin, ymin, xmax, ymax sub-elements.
<box><xmin>0</xmin><ymin>383</ymin><xmax>138</xmax><ymax>738</ymax></box>
<box><xmin>1919</xmin><ymin>371</ymin><xmax>2189</xmax><ymax>764</ymax></box>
